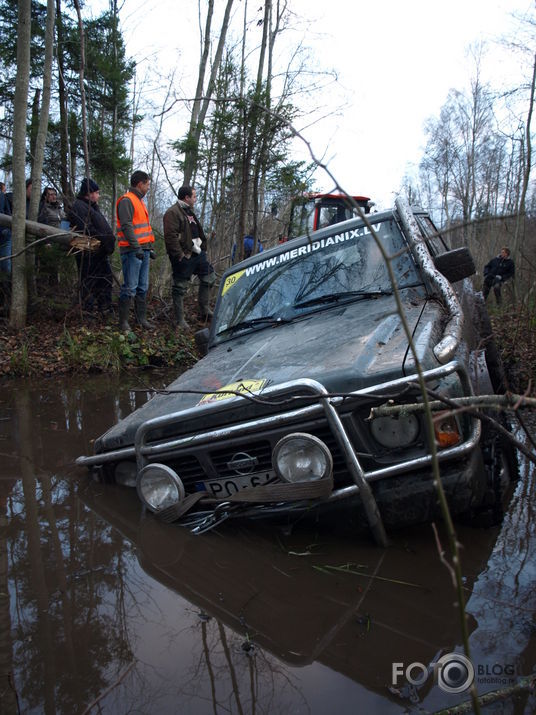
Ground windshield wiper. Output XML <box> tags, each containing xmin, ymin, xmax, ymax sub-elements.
<box><xmin>216</xmin><ymin>316</ymin><xmax>289</xmax><ymax>336</ymax></box>
<box><xmin>293</xmin><ymin>290</ymin><xmax>392</xmax><ymax>309</ymax></box>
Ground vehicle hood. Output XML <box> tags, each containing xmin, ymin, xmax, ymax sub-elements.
<box><xmin>96</xmin><ymin>293</ymin><xmax>444</xmax><ymax>451</ymax></box>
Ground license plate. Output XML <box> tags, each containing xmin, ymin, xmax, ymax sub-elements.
<box><xmin>196</xmin><ymin>472</ymin><xmax>274</xmax><ymax>498</ymax></box>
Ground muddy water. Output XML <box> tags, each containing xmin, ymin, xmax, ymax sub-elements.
<box><xmin>0</xmin><ymin>375</ymin><xmax>535</xmax><ymax>715</ymax></box>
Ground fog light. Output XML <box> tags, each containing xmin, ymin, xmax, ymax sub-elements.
<box><xmin>370</xmin><ymin>413</ymin><xmax>419</xmax><ymax>448</ymax></box>
<box><xmin>273</xmin><ymin>433</ymin><xmax>332</xmax><ymax>483</ymax></box>
<box><xmin>137</xmin><ymin>463</ymin><xmax>185</xmax><ymax>512</ymax></box>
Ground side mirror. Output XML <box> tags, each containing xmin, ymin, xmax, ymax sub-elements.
<box><xmin>194</xmin><ymin>328</ymin><xmax>210</xmax><ymax>356</ymax></box>
<box><xmin>433</xmin><ymin>247</ymin><xmax>476</xmax><ymax>283</ymax></box>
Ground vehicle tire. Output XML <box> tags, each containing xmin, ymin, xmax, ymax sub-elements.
<box><xmin>474</xmin><ymin>418</ymin><xmax>518</xmax><ymax>526</ymax></box>
<box><xmin>484</xmin><ymin>337</ymin><xmax>506</xmax><ymax>394</ymax></box>
<box><xmin>474</xmin><ymin>293</ymin><xmax>506</xmax><ymax>393</ymax></box>
<box><xmin>433</xmin><ymin>247</ymin><xmax>476</xmax><ymax>283</ymax></box>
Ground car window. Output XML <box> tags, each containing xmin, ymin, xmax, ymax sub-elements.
<box><xmin>288</xmin><ymin>199</ymin><xmax>316</xmax><ymax>237</ymax></box>
<box><xmin>317</xmin><ymin>203</ymin><xmax>355</xmax><ymax>229</ymax></box>
<box><xmin>214</xmin><ymin>218</ymin><xmax>423</xmax><ymax>341</ymax></box>
<box><xmin>415</xmin><ymin>215</ymin><xmax>450</xmax><ymax>255</ymax></box>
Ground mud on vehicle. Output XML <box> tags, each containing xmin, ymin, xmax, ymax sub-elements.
<box><xmin>77</xmin><ymin>196</ymin><xmax>517</xmax><ymax>544</ymax></box>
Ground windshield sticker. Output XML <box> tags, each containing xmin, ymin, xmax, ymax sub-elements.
<box><xmin>243</xmin><ymin>226</ymin><xmax>372</xmax><ymax>277</ymax></box>
<box><xmin>222</xmin><ymin>270</ymin><xmax>245</xmax><ymax>296</ymax></box>
<box><xmin>198</xmin><ymin>378</ymin><xmax>268</xmax><ymax>405</ymax></box>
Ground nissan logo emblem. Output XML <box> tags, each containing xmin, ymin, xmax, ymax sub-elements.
<box><xmin>227</xmin><ymin>452</ymin><xmax>259</xmax><ymax>475</ymax></box>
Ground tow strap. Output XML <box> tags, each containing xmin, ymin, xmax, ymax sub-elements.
<box><xmin>155</xmin><ymin>471</ymin><xmax>334</xmax><ymax>525</ymax></box>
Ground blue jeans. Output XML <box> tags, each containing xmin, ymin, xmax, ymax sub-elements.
<box><xmin>120</xmin><ymin>249</ymin><xmax>150</xmax><ymax>299</ymax></box>
<box><xmin>0</xmin><ymin>229</ymin><xmax>11</xmax><ymax>275</ymax></box>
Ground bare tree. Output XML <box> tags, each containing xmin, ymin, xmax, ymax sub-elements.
<box><xmin>28</xmin><ymin>0</ymin><xmax>57</xmax><ymax>222</ymax></box>
<box><xmin>72</xmin><ymin>0</ymin><xmax>90</xmax><ymax>177</ymax></box>
<box><xmin>182</xmin><ymin>0</ymin><xmax>235</xmax><ymax>185</ymax></box>
<box><xmin>513</xmin><ymin>51</ymin><xmax>536</xmax><ymax>255</ymax></box>
<box><xmin>9</xmin><ymin>0</ymin><xmax>32</xmax><ymax>329</ymax></box>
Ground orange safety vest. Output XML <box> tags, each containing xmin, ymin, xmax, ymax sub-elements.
<box><xmin>116</xmin><ymin>191</ymin><xmax>155</xmax><ymax>247</ymax></box>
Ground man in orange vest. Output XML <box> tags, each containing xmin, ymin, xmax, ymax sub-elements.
<box><xmin>116</xmin><ymin>170</ymin><xmax>155</xmax><ymax>330</ymax></box>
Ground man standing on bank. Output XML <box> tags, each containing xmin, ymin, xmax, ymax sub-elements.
<box><xmin>482</xmin><ymin>246</ymin><xmax>515</xmax><ymax>305</ymax></box>
<box><xmin>116</xmin><ymin>170</ymin><xmax>155</xmax><ymax>330</ymax></box>
<box><xmin>163</xmin><ymin>185</ymin><xmax>216</xmax><ymax>329</ymax></box>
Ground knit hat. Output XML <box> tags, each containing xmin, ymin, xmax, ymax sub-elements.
<box><xmin>79</xmin><ymin>178</ymin><xmax>99</xmax><ymax>195</ymax></box>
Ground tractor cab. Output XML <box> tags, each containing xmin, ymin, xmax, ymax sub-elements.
<box><xmin>287</xmin><ymin>193</ymin><xmax>372</xmax><ymax>240</ymax></box>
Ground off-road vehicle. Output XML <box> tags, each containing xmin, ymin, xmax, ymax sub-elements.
<box><xmin>77</xmin><ymin>196</ymin><xmax>515</xmax><ymax>544</ymax></box>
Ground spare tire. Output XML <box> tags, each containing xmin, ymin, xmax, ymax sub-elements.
<box><xmin>433</xmin><ymin>247</ymin><xmax>476</xmax><ymax>283</ymax></box>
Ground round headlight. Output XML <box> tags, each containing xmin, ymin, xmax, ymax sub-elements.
<box><xmin>273</xmin><ymin>433</ymin><xmax>333</xmax><ymax>483</ymax></box>
<box><xmin>136</xmin><ymin>464</ymin><xmax>185</xmax><ymax>512</ymax></box>
<box><xmin>370</xmin><ymin>413</ymin><xmax>419</xmax><ymax>448</ymax></box>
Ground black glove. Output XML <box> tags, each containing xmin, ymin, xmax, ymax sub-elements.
<box><xmin>149</xmin><ymin>249</ymin><xmax>156</xmax><ymax>260</ymax></box>
<box><xmin>135</xmin><ymin>250</ymin><xmax>144</xmax><ymax>260</ymax></box>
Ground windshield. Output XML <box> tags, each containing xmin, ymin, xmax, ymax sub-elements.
<box><xmin>214</xmin><ymin>217</ymin><xmax>422</xmax><ymax>342</ymax></box>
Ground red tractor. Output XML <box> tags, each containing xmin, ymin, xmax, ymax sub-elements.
<box><xmin>286</xmin><ymin>192</ymin><xmax>372</xmax><ymax>240</ymax></box>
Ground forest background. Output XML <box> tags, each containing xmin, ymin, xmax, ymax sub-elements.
<box><xmin>0</xmin><ymin>0</ymin><xmax>535</xmax><ymax>385</ymax></box>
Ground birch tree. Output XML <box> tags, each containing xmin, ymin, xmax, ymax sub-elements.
<box><xmin>28</xmin><ymin>0</ymin><xmax>56</xmax><ymax>222</ymax></box>
<box><xmin>182</xmin><ymin>0</ymin><xmax>235</xmax><ymax>185</ymax></box>
<box><xmin>10</xmin><ymin>0</ymin><xmax>31</xmax><ymax>328</ymax></box>
<box><xmin>72</xmin><ymin>0</ymin><xmax>90</xmax><ymax>178</ymax></box>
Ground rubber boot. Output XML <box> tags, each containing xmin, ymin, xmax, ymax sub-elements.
<box><xmin>172</xmin><ymin>292</ymin><xmax>190</xmax><ymax>330</ymax></box>
<box><xmin>118</xmin><ymin>296</ymin><xmax>131</xmax><ymax>331</ymax></box>
<box><xmin>198</xmin><ymin>272</ymin><xmax>215</xmax><ymax>321</ymax></box>
<box><xmin>134</xmin><ymin>295</ymin><xmax>153</xmax><ymax>329</ymax></box>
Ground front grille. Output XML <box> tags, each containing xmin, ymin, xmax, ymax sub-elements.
<box><xmin>166</xmin><ymin>454</ymin><xmax>204</xmax><ymax>481</ymax></box>
<box><xmin>156</xmin><ymin>416</ymin><xmax>360</xmax><ymax>492</ymax></box>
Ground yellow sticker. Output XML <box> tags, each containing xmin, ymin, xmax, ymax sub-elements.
<box><xmin>199</xmin><ymin>379</ymin><xmax>267</xmax><ymax>405</ymax></box>
<box><xmin>222</xmin><ymin>270</ymin><xmax>245</xmax><ymax>296</ymax></box>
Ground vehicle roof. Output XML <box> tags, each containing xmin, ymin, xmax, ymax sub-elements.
<box><xmin>300</xmin><ymin>192</ymin><xmax>371</xmax><ymax>202</ymax></box>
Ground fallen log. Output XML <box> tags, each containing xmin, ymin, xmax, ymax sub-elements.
<box><xmin>0</xmin><ymin>213</ymin><xmax>101</xmax><ymax>251</ymax></box>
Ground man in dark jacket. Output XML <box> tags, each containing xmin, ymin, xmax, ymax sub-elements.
<box><xmin>482</xmin><ymin>246</ymin><xmax>515</xmax><ymax>304</ymax></box>
<box><xmin>163</xmin><ymin>185</ymin><xmax>215</xmax><ymax>329</ymax></box>
<box><xmin>68</xmin><ymin>178</ymin><xmax>115</xmax><ymax>316</ymax></box>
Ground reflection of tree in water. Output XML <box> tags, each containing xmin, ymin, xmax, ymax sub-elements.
<box><xmin>7</xmin><ymin>390</ymin><xmax>137</xmax><ymax>713</ymax></box>
<box><xmin>176</xmin><ymin>612</ymin><xmax>310</xmax><ymax>714</ymax></box>
<box><xmin>465</xmin><ymin>423</ymin><xmax>536</xmax><ymax>690</ymax></box>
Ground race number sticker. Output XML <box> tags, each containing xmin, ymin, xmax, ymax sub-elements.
<box><xmin>198</xmin><ymin>378</ymin><xmax>267</xmax><ymax>405</ymax></box>
<box><xmin>221</xmin><ymin>270</ymin><xmax>245</xmax><ymax>296</ymax></box>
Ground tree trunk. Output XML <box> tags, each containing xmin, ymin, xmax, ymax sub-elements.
<box><xmin>514</xmin><ymin>51</ymin><xmax>536</xmax><ymax>257</ymax></box>
<box><xmin>0</xmin><ymin>214</ymin><xmax>99</xmax><ymax>250</ymax></box>
<box><xmin>110</xmin><ymin>0</ymin><xmax>119</xmax><ymax>224</ymax></box>
<box><xmin>238</xmin><ymin>1</ymin><xmax>270</xmax><ymax>258</ymax></box>
<box><xmin>73</xmin><ymin>0</ymin><xmax>90</xmax><ymax>177</ymax></box>
<box><xmin>29</xmin><ymin>88</ymin><xmax>41</xmax><ymax>182</ymax></box>
<box><xmin>9</xmin><ymin>0</ymin><xmax>32</xmax><ymax>329</ymax></box>
<box><xmin>55</xmin><ymin>0</ymin><xmax>73</xmax><ymax>202</ymax></box>
<box><xmin>183</xmin><ymin>0</ymin><xmax>235</xmax><ymax>184</ymax></box>
<box><xmin>29</xmin><ymin>0</ymin><xmax>56</xmax><ymax>222</ymax></box>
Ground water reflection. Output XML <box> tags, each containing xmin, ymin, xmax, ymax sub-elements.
<box><xmin>0</xmin><ymin>377</ymin><xmax>535</xmax><ymax>714</ymax></box>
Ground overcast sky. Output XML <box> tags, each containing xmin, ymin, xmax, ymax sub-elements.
<box><xmin>111</xmin><ymin>0</ymin><xmax>533</xmax><ymax>208</ymax></box>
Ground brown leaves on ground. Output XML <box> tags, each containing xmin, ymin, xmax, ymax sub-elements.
<box><xmin>0</xmin><ymin>299</ymin><xmax>203</xmax><ymax>378</ymax></box>
<box><xmin>491</xmin><ymin>307</ymin><xmax>536</xmax><ymax>395</ymax></box>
